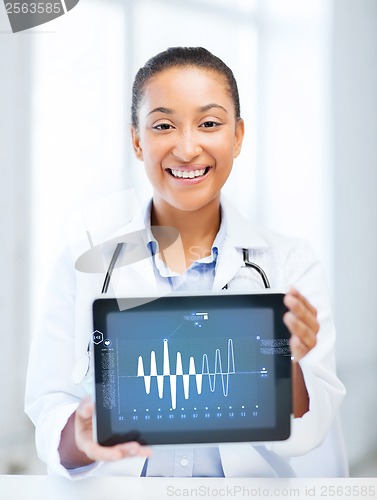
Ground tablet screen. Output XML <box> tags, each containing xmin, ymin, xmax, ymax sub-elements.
<box><xmin>92</xmin><ymin>294</ymin><xmax>291</xmax><ymax>446</ymax></box>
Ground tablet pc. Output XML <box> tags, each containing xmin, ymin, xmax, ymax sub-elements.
<box><xmin>92</xmin><ymin>293</ymin><xmax>291</xmax><ymax>446</ymax></box>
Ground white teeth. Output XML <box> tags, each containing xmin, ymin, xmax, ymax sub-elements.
<box><xmin>172</xmin><ymin>170</ymin><xmax>183</xmax><ymax>177</ymax></box>
<box><xmin>170</xmin><ymin>168</ymin><xmax>207</xmax><ymax>179</ymax></box>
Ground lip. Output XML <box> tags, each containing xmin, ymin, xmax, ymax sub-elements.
<box><xmin>165</xmin><ymin>165</ymin><xmax>212</xmax><ymax>183</ymax></box>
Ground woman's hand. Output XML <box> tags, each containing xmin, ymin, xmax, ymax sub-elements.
<box><xmin>283</xmin><ymin>287</ymin><xmax>319</xmax><ymax>417</ymax></box>
<box><xmin>75</xmin><ymin>397</ymin><xmax>152</xmax><ymax>463</ymax></box>
<box><xmin>59</xmin><ymin>397</ymin><xmax>151</xmax><ymax>469</ymax></box>
<box><xmin>283</xmin><ymin>287</ymin><xmax>319</xmax><ymax>362</ymax></box>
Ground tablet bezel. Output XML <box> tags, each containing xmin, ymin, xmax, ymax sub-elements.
<box><xmin>92</xmin><ymin>293</ymin><xmax>292</xmax><ymax>446</ymax></box>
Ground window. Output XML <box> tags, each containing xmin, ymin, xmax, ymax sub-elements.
<box><xmin>31</xmin><ymin>0</ymin><xmax>331</xmax><ymax>328</ymax></box>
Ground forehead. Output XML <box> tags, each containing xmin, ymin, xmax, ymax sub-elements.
<box><xmin>140</xmin><ymin>67</ymin><xmax>231</xmax><ymax>110</ymax></box>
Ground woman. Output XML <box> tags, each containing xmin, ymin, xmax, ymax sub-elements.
<box><xmin>25</xmin><ymin>47</ymin><xmax>345</xmax><ymax>478</ymax></box>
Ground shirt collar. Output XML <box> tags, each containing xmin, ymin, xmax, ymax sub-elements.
<box><xmin>143</xmin><ymin>195</ymin><xmax>269</xmax><ymax>260</ymax></box>
<box><xmin>143</xmin><ymin>200</ymin><xmax>227</xmax><ymax>277</ymax></box>
<box><xmin>144</xmin><ymin>200</ymin><xmax>226</xmax><ymax>254</ymax></box>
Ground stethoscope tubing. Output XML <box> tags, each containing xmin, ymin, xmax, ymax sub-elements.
<box><xmin>242</xmin><ymin>248</ymin><xmax>270</xmax><ymax>289</ymax></box>
<box><xmin>102</xmin><ymin>244</ymin><xmax>270</xmax><ymax>293</ymax></box>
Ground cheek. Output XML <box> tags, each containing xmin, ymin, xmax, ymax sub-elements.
<box><xmin>213</xmin><ymin>129</ymin><xmax>237</xmax><ymax>153</ymax></box>
<box><xmin>142</xmin><ymin>151</ymin><xmax>165</xmax><ymax>183</ymax></box>
<box><xmin>143</xmin><ymin>166</ymin><xmax>161</xmax><ymax>191</ymax></box>
<box><xmin>141</xmin><ymin>136</ymin><xmax>169</xmax><ymax>161</ymax></box>
<box><xmin>216</xmin><ymin>140</ymin><xmax>237</xmax><ymax>163</ymax></box>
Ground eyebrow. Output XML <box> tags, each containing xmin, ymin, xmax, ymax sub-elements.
<box><xmin>147</xmin><ymin>107</ymin><xmax>174</xmax><ymax>117</ymax></box>
<box><xmin>146</xmin><ymin>103</ymin><xmax>228</xmax><ymax>117</ymax></box>
<box><xmin>199</xmin><ymin>103</ymin><xmax>228</xmax><ymax>114</ymax></box>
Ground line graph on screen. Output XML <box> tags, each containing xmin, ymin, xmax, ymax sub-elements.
<box><xmin>134</xmin><ymin>339</ymin><xmax>266</xmax><ymax>409</ymax></box>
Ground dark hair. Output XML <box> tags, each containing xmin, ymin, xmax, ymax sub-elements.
<box><xmin>131</xmin><ymin>47</ymin><xmax>241</xmax><ymax>129</ymax></box>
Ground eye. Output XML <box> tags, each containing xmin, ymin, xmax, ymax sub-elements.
<box><xmin>153</xmin><ymin>123</ymin><xmax>175</xmax><ymax>131</ymax></box>
<box><xmin>199</xmin><ymin>121</ymin><xmax>221</xmax><ymax>128</ymax></box>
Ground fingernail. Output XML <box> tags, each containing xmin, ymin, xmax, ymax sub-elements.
<box><xmin>284</xmin><ymin>294</ymin><xmax>295</xmax><ymax>305</ymax></box>
<box><xmin>283</xmin><ymin>311</ymin><xmax>293</xmax><ymax>323</ymax></box>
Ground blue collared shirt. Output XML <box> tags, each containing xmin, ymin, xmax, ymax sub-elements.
<box><xmin>145</xmin><ymin>201</ymin><xmax>227</xmax><ymax>293</ymax></box>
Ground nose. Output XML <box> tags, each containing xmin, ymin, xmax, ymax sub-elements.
<box><xmin>171</xmin><ymin>131</ymin><xmax>203</xmax><ymax>162</ymax></box>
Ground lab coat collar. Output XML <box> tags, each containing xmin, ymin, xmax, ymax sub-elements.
<box><xmin>220</xmin><ymin>195</ymin><xmax>269</xmax><ymax>250</ymax></box>
<box><xmin>212</xmin><ymin>196</ymin><xmax>270</xmax><ymax>291</ymax></box>
<box><xmin>103</xmin><ymin>196</ymin><xmax>269</xmax><ymax>294</ymax></box>
<box><xmin>109</xmin><ymin>195</ymin><xmax>268</xmax><ymax>251</ymax></box>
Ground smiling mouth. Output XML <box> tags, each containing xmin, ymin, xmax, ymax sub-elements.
<box><xmin>167</xmin><ymin>167</ymin><xmax>211</xmax><ymax>179</ymax></box>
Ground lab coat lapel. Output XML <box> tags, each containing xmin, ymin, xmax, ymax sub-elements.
<box><xmin>220</xmin><ymin>196</ymin><xmax>269</xmax><ymax>250</ymax></box>
<box><xmin>213</xmin><ymin>197</ymin><xmax>269</xmax><ymax>291</ymax></box>
<box><xmin>212</xmin><ymin>238</ymin><xmax>243</xmax><ymax>291</ymax></box>
<box><xmin>111</xmin><ymin>253</ymin><xmax>158</xmax><ymax>296</ymax></box>
<box><xmin>97</xmin><ymin>207</ymin><xmax>159</xmax><ymax>297</ymax></box>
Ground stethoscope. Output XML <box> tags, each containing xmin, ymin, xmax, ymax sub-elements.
<box><xmin>224</xmin><ymin>248</ymin><xmax>271</xmax><ymax>289</ymax></box>
<box><xmin>101</xmin><ymin>243</ymin><xmax>270</xmax><ymax>293</ymax></box>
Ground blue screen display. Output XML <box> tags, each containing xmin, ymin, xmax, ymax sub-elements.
<box><xmin>93</xmin><ymin>295</ymin><xmax>291</xmax><ymax>444</ymax></box>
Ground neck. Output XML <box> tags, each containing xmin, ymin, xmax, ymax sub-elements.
<box><xmin>150</xmin><ymin>196</ymin><xmax>221</xmax><ymax>273</ymax></box>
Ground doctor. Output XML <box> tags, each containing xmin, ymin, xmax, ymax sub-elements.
<box><xmin>25</xmin><ymin>47</ymin><xmax>345</xmax><ymax>478</ymax></box>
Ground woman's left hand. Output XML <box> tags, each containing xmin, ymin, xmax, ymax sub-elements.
<box><xmin>283</xmin><ymin>287</ymin><xmax>319</xmax><ymax>362</ymax></box>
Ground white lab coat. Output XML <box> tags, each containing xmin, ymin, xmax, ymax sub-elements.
<box><xmin>25</xmin><ymin>197</ymin><xmax>346</xmax><ymax>478</ymax></box>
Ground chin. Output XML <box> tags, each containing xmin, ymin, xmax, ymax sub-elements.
<box><xmin>170</xmin><ymin>196</ymin><xmax>219</xmax><ymax>213</ymax></box>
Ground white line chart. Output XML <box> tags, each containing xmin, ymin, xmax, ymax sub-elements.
<box><xmin>136</xmin><ymin>339</ymin><xmax>236</xmax><ymax>410</ymax></box>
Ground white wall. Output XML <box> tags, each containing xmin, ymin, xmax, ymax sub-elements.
<box><xmin>0</xmin><ymin>29</ymin><xmax>37</xmax><ymax>472</ymax></box>
<box><xmin>332</xmin><ymin>0</ymin><xmax>377</xmax><ymax>469</ymax></box>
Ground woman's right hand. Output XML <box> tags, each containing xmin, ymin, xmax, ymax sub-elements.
<box><xmin>75</xmin><ymin>397</ymin><xmax>152</xmax><ymax>463</ymax></box>
<box><xmin>59</xmin><ymin>397</ymin><xmax>151</xmax><ymax>469</ymax></box>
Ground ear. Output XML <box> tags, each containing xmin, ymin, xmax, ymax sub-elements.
<box><xmin>233</xmin><ymin>118</ymin><xmax>245</xmax><ymax>158</ymax></box>
<box><xmin>131</xmin><ymin>127</ymin><xmax>143</xmax><ymax>161</ymax></box>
